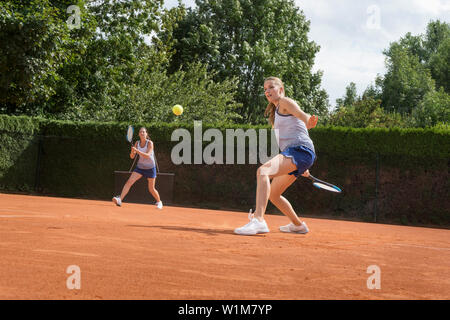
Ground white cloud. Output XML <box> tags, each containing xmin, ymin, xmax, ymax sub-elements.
<box><xmin>297</xmin><ymin>0</ymin><xmax>449</xmax><ymax>107</ymax></box>
<box><xmin>164</xmin><ymin>0</ymin><xmax>196</xmax><ymax>9</ymax></box>
<box><xmin>390</xmin><ymin>0</ymin><xmax>450</xmax><ymax>16</ymax></box>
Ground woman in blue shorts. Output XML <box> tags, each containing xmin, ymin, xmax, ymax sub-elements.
<box><xmin>235</xmin><ymin>77</ymin><xmax>318</xmax><ymax>235</ymax></box>
<box><xmin>113</xmin><ymin>127</ymin><xmax>163</xmax><ymax>209</ymax></box>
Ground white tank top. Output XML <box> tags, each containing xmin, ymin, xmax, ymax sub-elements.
<box><xmin>274</xmin><ymin>107</ymin><xmax>315</xmax><ymax>153</ymax></box>
<box><xmin>136</xmin><ymin>140</ymin><xmax>156</xmax><ymax>169</ymax></box>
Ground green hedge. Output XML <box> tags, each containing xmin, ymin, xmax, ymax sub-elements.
<box><xmin>0</xmin><ymin>114</ymin><xmax>449</xmax><ymax>227</ymax></box>
<box><xmin>310</xmin><ymin>126</ymin><xmax>450</xmax><ymax>159</ymax></box>
<box><xmin>0</xmin><ymin>114</ymin><xmax>40</xmax><ymax>134</ymax></box>
<box><xmin>2</xmin><ymin>115</ymin><xmax>448</xmax><ymax>159</ymax></box>
<box><xmin>0</xmin><ymin>115</ymin><xmax>41</xmax><ymax>192</ymax></box>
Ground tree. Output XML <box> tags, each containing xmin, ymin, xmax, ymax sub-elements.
<box><xmin>428</xmin><ymin>37</ymin><xmax>450</xmax><ymax>92</ymax></box>
<box><xmin>397</xmin><ymin>32</ymin><xmax>428</xmax><ymax>63</ymax></box>
<box><xmin>329</xmin><ymin>96</ymin><xmax>405</xmax><ymax>128</ymax></box>
<box><xmin>336</xmin><ymin>82</ymin><xmax>357</xmax><ymax>110</ymax></box>
<box><xmin>0</xmin><ymin>0</ymin><xmax>191</xmax><ymax>119</ymax></box>
<box><xmin>331</xmin><ymin>20</ymin><xmax>449</xmax><ymax>128</ymax></box>
<box><xmin>421</xmin><ymin>20</ymin><xmax>449</xmax><ymax>93</ymax></box>
<box><xmin>0</xmin><ymin>0</ymin><xmax>87</xmax><ymax>114</ymax></box>
<box><xmin>379</xmin><ymin>44</ymin><xmax>435</xmax><ymax>114</ymax></box>
<box><xmin>423</xmin><ymin>20</ymin><xmax>450</xmax><ymax>61</ymax></box>
<box><xmin>165</xmin><ymin>0</ymin><xmax>329</xmax><ymax>124</ymax></box>
<box><xmin>362</xmin><ymin>82</ymin><xmax>382</xmax><ymax>101</ymax></box>
<box><xmin>411</xmin><ymin>88</ymin><xmax>450</xmax><ymax>127</ymax></box>
<box><xmin>50</xmin><ymin>0</ymin><xmax>175</xmax><ymax>117</ymax></box>
<box><xmin>60</xmin><ymin>61</ymin><xmax>242</xmax><ymax>124</ymax></box>
<box><xmin>381</xmin><ymin>20</ymin><xmax>449</xmax><ymax>94</ymax></box>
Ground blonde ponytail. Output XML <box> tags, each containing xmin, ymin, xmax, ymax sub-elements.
<box><xmin>264</xmin><ymin>102</ymin><xmax>276</xmax><ymax>126</ymax></box>
<box><xmin>263</xmin><ymin>76</ymin><xmax>285</xmax><ymax>126</ymax></box>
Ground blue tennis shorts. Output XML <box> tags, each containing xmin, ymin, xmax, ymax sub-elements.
<box><xmin>133</xmin><ymin>166</ymin><xmax>157</xmax><ymax>179</ymax></box>
<box><xmin>281</xmin><ymin>145</ymin><xmax>316</xmax><ymax>178</ymax></box>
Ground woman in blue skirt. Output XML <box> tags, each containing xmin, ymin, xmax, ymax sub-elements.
<box><xmin>113</xmin><ymin>127</ymin><xmax>163</xmax><ymax>209</ymax></box>
<box><xmin>235</xmin><ymin>77</ymin><xmax>318</xmax><ymax>235</ymax></box>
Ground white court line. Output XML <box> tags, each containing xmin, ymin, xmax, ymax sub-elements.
<box><xmin>0</xmin><ymin>209</ymin><xmax>53</xmax><ymax>218</ymax></box>
<box><xmin>390</xmin><ymin>243</ymin><xmax>450</xmax><ymax>252</ymax></box>
<box><xmin>0</xmin><ymin>215</ymin><xmax>34</xmax><ymax>218</ymax></box>
<box><xmin>0</xmin><ymin>214</ymin><xmax>52</xmax><ymax>218</ymax></box>
<box><xmin>1</xmin><ymin>207</ymin><xmax>54</xmax><ymax>215</ymax></box>
<box><xmin>34</xmin><ymin>249</ymin><xmax>99</xmax><ymax>257</ymax></box>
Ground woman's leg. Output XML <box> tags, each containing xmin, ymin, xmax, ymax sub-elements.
<box><xmin>147</xmin><ymin>178</ymin><xmax>161</xmax><ymax>202</ymax></box>
<box><xmin>269</xmin><ymin>175</ymin><xmax>303</xmax><ymax>226</ymax></box>
<box><xmin>253</xmin><ymin>154</ymin><xmax>297</xmax><ymax>221</ymax></box>
<box><xmin>120</xmin><ymin>172</ymin><xmax>142</xmax><ymax>200</ymax></box>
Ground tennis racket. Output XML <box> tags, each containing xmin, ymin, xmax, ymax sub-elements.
<box><xmin>127</xmin><ymin>126</ymin><xmax>138</xmax><ymax>172</ymax></box>
<box><xmin>126</xmin><ymin>125</ymin><xmax>134</xmax><ymax>146</ymax></box>
<box><xmin>306</xmin><ymin>174</ymin><xmax>342</xmax><ymax>193</ymax></box>
<box><xmin>153</xmin><ymin>149</ymin><xmax>160</xmax><ymax>174</ymax></box>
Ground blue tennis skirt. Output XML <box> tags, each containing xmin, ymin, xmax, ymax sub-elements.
<box><xmin>133</xmin><ymin>166</ymin><xmax>157</xmax><ymax>179</ymax></box>
<box><xmin>281</xmin><ymin>145</ymin><xmax>316</xmax><ymax>178</ymax></box>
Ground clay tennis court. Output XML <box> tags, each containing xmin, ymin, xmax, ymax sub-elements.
<box><xmin>0</xmin><ymin>193</ymin><xmax>449</xmax><ymax>300</ymax></box>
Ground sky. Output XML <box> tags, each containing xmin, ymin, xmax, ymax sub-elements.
<box><xmin>163</xmin><ymin>0</ymin><xmax>450</xmax><ymax>108</ymax></box>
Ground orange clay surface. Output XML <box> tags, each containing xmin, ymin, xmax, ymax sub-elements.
<box><xmin>0</xmin><ymin>193</ymin><xmax>449</xmax><ymax>300</ymax></box>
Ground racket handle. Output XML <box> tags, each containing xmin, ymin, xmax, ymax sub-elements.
<box><xmin>129</xmin><ymin>155</ymin><xmax>137</xmax><ymax>172</ymax></box>
<box><xmin>154</xmin><ymin>153</ymin><xmax>160</xmax><ymax>173</ymax></box>
<box><xmin>308</xmin><ymin>174</ymin><xmax>327</xmax><ymax>184</ymax></box>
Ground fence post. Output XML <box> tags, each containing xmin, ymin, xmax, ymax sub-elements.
<box><xmin>34</xmin><ymin>136</ymin><xmax>43</xmax><ymax>192</ymax></box>
<box><xmin>374</xmin><ymin>152</ymin><xmax>380</xmax><ymax>223</ymax></box>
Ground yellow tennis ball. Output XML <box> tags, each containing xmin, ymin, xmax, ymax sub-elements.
<box><xmin>172</xmin><ymin>104</ymin><xmax>183</xmax><ymax>116</ymax></box>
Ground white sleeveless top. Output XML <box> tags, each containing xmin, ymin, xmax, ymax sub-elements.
<box><xmin>136</xmin><ymin>140</ymin><xmax>156</xmax><ymax>169</ymax></box>
<box><xmin>274</xmin><ymin>107</ymin><xmax>315</xmax><ymax>153</ymax></box>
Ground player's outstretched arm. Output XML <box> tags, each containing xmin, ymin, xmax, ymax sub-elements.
<box><xmin>280</xmin><ymin>97</ymin><xmax>318</xmax><ymax>129</ymax></box>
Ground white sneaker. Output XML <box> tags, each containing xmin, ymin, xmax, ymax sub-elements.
<box><xmin>156</xmin><ymin>201</ymin><xmax>163</xmax><ymax>209</ymax></box>
<box><xmin>112</xmin><ymin>196</ymin><xmax>122</xmax><ymax>207</ymax></box>
<box><xmin>234</xmin><ymin>209</ymin><xmax>269</xmax><ymax>235</ymax></box>
<box><xmin>279</xmin><ymin>222</ymin><xmax>309</xmax><ymax>234</ymax></box>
